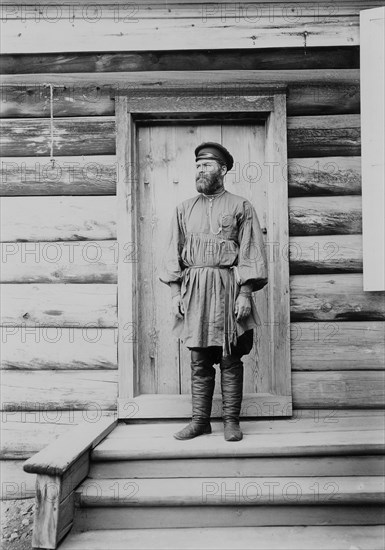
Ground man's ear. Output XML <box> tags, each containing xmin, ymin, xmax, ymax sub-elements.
<box><xmin>220</xmin><ymin>165</ymin><xmax>228</xmax><ymax>177</ymax></box>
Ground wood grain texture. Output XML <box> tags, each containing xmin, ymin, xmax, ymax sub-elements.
<box><xmin>1</xmin><ymin>370</ymin><xmax>118</xmax><ymax>412</ymax></box>
<box><xmin>115</xmin><ymin>97</ymin><xmax>135</xmax><ymax>400</ymax></box>
<box><xmin>290</xmin><ymin>273</ymin><xmax>385</xmax><ymax>322</ymax></box>
<box><xmin>0</xmin><ymin>459</ymin><xmax>36</xmax><ymax>499</ymax></box>
<box><xmin>0</xmin><ymin>155</ymin><xmax>116</xmax><ymax>195</ymax></box>
<box><xmin>23</xmin><ymin>416</ymin><xmax>117</xmax><ymax>475</ymax></box>
<box><xmin>287</xmin><ymin>114</ymin><xmax>361</xmax><ymax>157</ymax></box>
<box><xmin>1</xmin><ymin>327</ymin><xmax>117</xmax><ymax>370</ymax></box>
<box><xmin>0</xmin><ymin>117</ymin><xmax>115</xmax><ymax>157</ymax></box>
<box><xmin>289</xmin><ymin>196</ymin><xmax>362</xmax><ymax>235</ymax></box>
<box><xmin>0</xmin><ymin>114</ymin><xmax>360</xmax><ymax>159</ymax></box>
<box><xmin>0</xmin><ymin>69</ymin><xmax>360</xmax><ymax>88</ymax></box>
<box><xmin>265</xmin><ymin>94</ymin><xmax>292</xmax><ymax>401</ymax></box>
<box><xmin>0</xmin><ymin>82</ymin><xmax>360</xmax><ymax>118</ymax></box>
<box><xmin>288</xmin><ymin>156</ymin><xmax>361</xmax><ymax>196</ymax></box>
<box><xmin>1</xmin><ymin>196</ymin><xmax>362</xmax><ymax>244</ymax></box>
<box><xmin>107</xmin><ymin>410</ymin><xmax>385</xmax><ymax>439</ymax></box>
<box><xmin>1</xmin><ymin>155</ymin><xmax>360</xmax><ymax>198</ymax></box>
<box><xmin>1</xmin><ymin>411</ymin><xmax>117</xmax><ymax>460</ymax></box>
<box><xmin>76</xmin><ymin>475</ymin><xmax>385</xmax><ymax>506</ymax></box>
<box><xmin>293</xmin><ymin>371</ymin><xmax>385</xmax><ymax>408</ymax></box>
<box><xmin>92</xmin><ymin>428</ymin><xmax>384</xmax><ymax>460</ymax></box>
<box><xmin>73</xmin><ymin>504</ymin><xmax>385</xmax><ymax>530</ymax></box>
<box><xmin>57</xmin><ymin>526</ymin><xmax>385</xmax><ymax>550</ymax></box>
<box><xmin>32</xmin><ymin>473</ymin><xmax>61</xmax><ymax>548</ymax></box>
<box><xmin>1</xmin><ymin>284</ymin><xmax>117</xmax><ymax>326</ymax></box>
<box><xmin>0</xmin><ymin>241</ymin><xmax>118</xmax><ymax>283</ymax></box>
<box><xmin>2</xmin><ymin>0</ymin><xmax>383</xmax><ymax>7</ymax></box>
<box><xmin>0</xmin><ymin>47</ymin><xmax>360</xmax><ymax>75</ymax></box>
<box><xmin>0</xmin><ymin>196</ymin><xmax>116</xmax><ymax>241</ymax></box>
<box><xmin>31</xmin><ymin>453</ymin><xmax>89</xmax><ymax>547</ymax></box>
<box><xmin>290</xmin><ymin>321</ymin><xmax>385</xmax><ymax>370</ymax></box>
<box><xmin>289</xmin><ymin>235</ymin><xmax>363</xmax><ymax>273</ymax></box>
<box><xmin>0</xmin><ymin>17</ymin><xmax>361</xmax><ymax>55</ymax></box>
<box><xmin>89</xmin><ymin>454</ymin><xmax>385</xmax><ymax>479</ymax></box>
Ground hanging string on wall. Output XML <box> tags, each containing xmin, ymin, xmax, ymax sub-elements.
<box><xmin>44</xmin><ymin>83</ymin><xmax>56</xmax><ymax>168</ymax></box>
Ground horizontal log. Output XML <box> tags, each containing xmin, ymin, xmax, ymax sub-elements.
<box><xmin>289</xmin><ymin>235</ymin><xmax>362</xmax><ymax>273</ymax></box>
<box><xmin>23</xmin><ymin>416</ymin><xmax>117</xmax><ymax>475</ymax></box>
<box><xmin>1</xmin><ymin>283</ymin><xmax>117</xmax><ymax>326</ymax></box>
<box><xmin>0</xmin><ymin>114</ymin><xmax>361</xmax><ymax>159</ymax></box>
<box><xmin>2</xmin><ymin>317</ymin><xmax>382</xmax><ymax>374</ymax></box>
<box><xmin>2</xmin><ymin>2</ymin><xmax>382</xmax><ymax>19</ymax></box>
<box><xmin>0</xmin><ymin>196</ymin><xmax>116</xmax><ymax>241</ymax></box>
<box><xmin>293</xmin><ymin>371</ymin><xmax>385</xmax><ymax>408</ymax></box>
<box><xmin>0</xmin><ymin>193</ymin><xmax>363</xmax><ymax>243</ymax></box>
<box><xmin>0</xmin><ymin>460</ymin><xmax>36</xmax><ymax>499</ymax></box>
<box><xmin>287</xmin><ymin>114</ymin><xmax>361</xmax><ymax>157</ymax></box>
<box><xmin>0</xmin><ymin>240</ymin><xmax>118</xmax><ymax>283</ymax></box>
<box><xmin>1</xmin><ymin>410</ymin><xmax>117</xmax><ymax>459</ymax></box>
<box><xmin>1</xmin><ymin>327</ymin><xmax>117</xmax><ymax>370</ymax></box>
<box><xmin>288</xmin><ymin>156</ymin><xmax>361</xmax><ymax>196</ymax></box>
<box><xmin>5</xmin><ymin>369</ymin><xmax>380</xmax><ymax>413</ymax></box>
<box><xmin>0</xmin><ymin>117</ymin><xmax>115</xmax><ymax>157</ymax></box>
<box><xmin>290</xmin><ymin>273</ymin><xmax>385</xmax><ymax>322</ymax></box>
<box><xmin>290</xmin><ymin>322</ymin><xmax>385</xmax><ymax>371</ymax></box>
<box><xmin>0</xmin><ymin>69</ymin><xmax>360</xmax><ymax>88</ymax></box>
<box><xmin>0</xmin><ymin>18</ymin><xmax>360</xmax><ymax>55</ymax></box>
<box><xmin>0</xmin><ymin>82</ymin><xmax>360</xmax><ymax>118</ymax></box>
<box><xmin>289</xmin><ymin>196</ymin><xmax>362</xmax><ymax>235</ymax></box>
<box><xmin>0</xmin><ymin>47</ymin><xmax>360</xmax><ymax>76</ymax></box>
<box><xmin>0</xmin><ymin>155</ymin><xmax>116</xmax><ymax>195</ymax></box>
<box><xmin>0</xmin><ymin>234</ymin><xmax>362</xmax><ymax>284</ymax></box>
<box><xmin>2</xmin><ymin>0</ymin><xmax>383</xmax><ymax>8</ymax></box>
<box><xmin>1</xmin><ymin>155</ymin><xmax>360</xmax><ymax>197</ymax></box>
<box><xmin>1</xmin><ymin>370</ymin><xmax>118</xmax><ymax>412</ymax></box>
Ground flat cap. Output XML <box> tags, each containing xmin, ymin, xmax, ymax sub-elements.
<box><xmin>195</xmin><ymin>142</ymin><xmax>234</xmax><ymax>171</ymax></box>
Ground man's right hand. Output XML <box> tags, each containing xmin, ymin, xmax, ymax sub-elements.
<box><xmin>172</xmin><ymin>295</ymin><xmax>185</xmax><ymax>319</ymax></box>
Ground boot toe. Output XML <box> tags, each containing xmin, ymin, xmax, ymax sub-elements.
<box><xmin>174</xmin><ymin>422</ymin><xmax>211</xmax><ymax>440</ymax></box>
<box><xmin>224</xmin><ymin>423</ymin><xmax>243</xmax><ymax>442</ymax></box>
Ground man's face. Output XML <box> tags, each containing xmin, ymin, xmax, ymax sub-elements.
<box><xmin>195</xmin><ymin>160</ymin><xmax>225</xmax><ymax>194</ymax></box>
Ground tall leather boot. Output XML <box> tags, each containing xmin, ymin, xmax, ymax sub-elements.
<box><xmin>174</xmin><ymin>350</ymin><xmax>216</xmax><ymax>440</ymax></box>
<box><xmin>220</xmin><ymin>355</ymin><xmax>244</xmax><ymax>441</ymax></box>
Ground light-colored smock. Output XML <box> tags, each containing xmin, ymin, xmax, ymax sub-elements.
<box><xmin>159</xmin><ymin>190</ymin><xmax>268</xmax><ymax>355</ymax></box>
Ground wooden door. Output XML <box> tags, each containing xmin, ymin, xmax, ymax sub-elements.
<box><xmin>116</xmin><ymin>93</ymin><xmax>292</xmax><ymax>419</ymax></box>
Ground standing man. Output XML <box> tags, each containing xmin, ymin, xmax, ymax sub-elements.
<box><xmin>159</xmin><ymin>142</ymin><xmax>268</xmax><ymax>442</ymax></box>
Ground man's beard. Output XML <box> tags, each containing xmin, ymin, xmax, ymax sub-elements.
<box><xmin>195</xmin><ymin>169</ymin><xmax>222</xmax><ymax>194</ymax></box>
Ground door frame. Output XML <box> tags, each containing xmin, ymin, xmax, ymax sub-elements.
<box><xmin>115</xmin><ymin>85</ymin><xmax>292</xmax><ymax>419</ymax></box>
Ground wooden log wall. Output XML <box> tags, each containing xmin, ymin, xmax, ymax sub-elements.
<box><xmin>1</xmin><ymin>6</ymin><xmax>384</xmax><ymax>496</ymax></box>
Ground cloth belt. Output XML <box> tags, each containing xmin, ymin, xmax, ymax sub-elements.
<box><xmin>183</xmin><ymin>265</ymin><xmax>241</xmax><ymax>356</ymax></box>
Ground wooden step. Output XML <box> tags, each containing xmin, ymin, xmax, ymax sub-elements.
<box><xmin>92</xmin><ymin>427</ymin><xmax>384</xmax><ymax>460</ymax></box>
<box><xmin>89</xmin><ymin>455</ymin><xmax>384</xmax><ymax>479</ymax></box>
<box><xmin>73</xmin><ymin>504</ymin><xmax>385</xmax><ymax>530</ymax></box>
<box><xmin>76</xmin><ymin>476</ymin><xmax>385</xmax><ymax>507</ymax></box>
<box><xmin>58</xmin><ymin>526</ymin><xmax>385</xmax><ymax>550</ymax></box>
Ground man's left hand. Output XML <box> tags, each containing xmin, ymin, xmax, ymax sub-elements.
<box><xmin>235</xmin><ymin>294</ymin><xmax>251</xmax><ymax>321</ymax></box>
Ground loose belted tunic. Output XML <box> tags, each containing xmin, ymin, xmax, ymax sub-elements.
<box><xmin>159</xmin><ymin>190</ymin><xmax>268</xmax><ymax>356</ymax></box>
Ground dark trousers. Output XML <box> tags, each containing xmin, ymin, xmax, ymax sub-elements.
<box><xmin>188</xmin><ymin>329</ymin><xmax>254</xmax><ymax>364</ymax></box>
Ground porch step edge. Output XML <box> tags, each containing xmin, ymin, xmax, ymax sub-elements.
<box><xmin>75</xmin><ymin>476</ymin><xmax>385</xmax><ymax>507</ymax></box>
<box><xmin>58</xmin><ymin>525</ymin><xmax>385</xmax><ymax>550</ymax></box>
